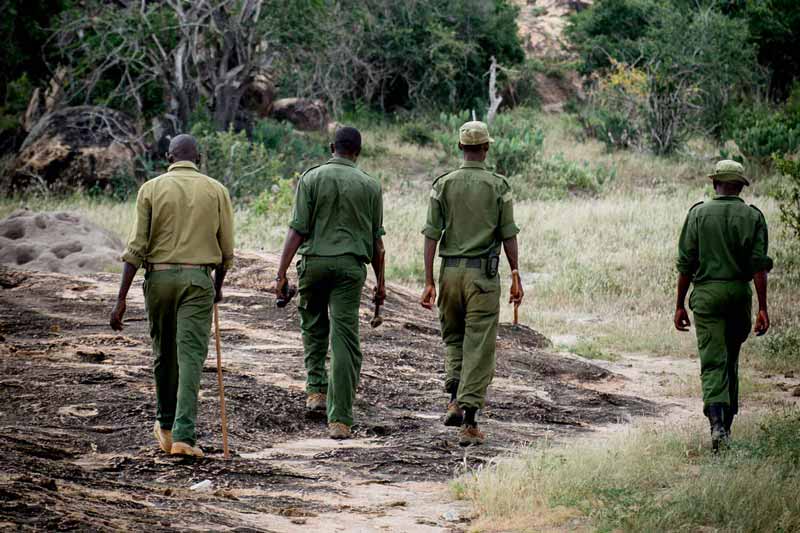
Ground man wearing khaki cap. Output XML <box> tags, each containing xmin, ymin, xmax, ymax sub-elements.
<box><xmin>420</xmin><ymin>120</ymin><xmax>523</xmax><ymax>446</ymax></box>
<box><xmin>674</xmin><ymin>159</ymin><xmax>773</xmax><ymax>451</ymax></box>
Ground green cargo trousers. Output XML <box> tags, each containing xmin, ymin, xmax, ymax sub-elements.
<box><xmin>689</xmin><ymin>281</ymin><xmax>752</xmax><ymax>415</ymax></box>
<box><xmin>438</xmin><ymin>258</ymin><xmax>500</xmax><ymax>410</ymax></box>
<box><xmin>297</xmin><ymin>255</ymin><xmax>367</xmax><ymax>426</ymax></box>
<box><xmin>144</xmin><ymin>267</ymin><xmax>214</xmax><ymax>446</ymax></box>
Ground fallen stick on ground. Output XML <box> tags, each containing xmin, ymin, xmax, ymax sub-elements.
<box><xmin>213</xmin><ymin>304</ymin><xmax>230</xmax><ymax>459</ymax></box>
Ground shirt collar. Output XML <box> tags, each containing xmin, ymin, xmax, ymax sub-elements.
<box><xmin>327</xmin><ymin>156</ymin><xmax>357</xmax><ymax>168</ymax></box>
<box><xmin>168</xmin><ymin>161</ymin><xmax>200</xmax><ymax>172</ymax></box>
<box><xmin>460</xmin><ymin>160</ymin><xmax>487</xmax><ymax>170</ymax></box>
<box><xmin>713</xmin><ymin>195</ymin><xmax>745</xmax><ymax>203</ymax></box>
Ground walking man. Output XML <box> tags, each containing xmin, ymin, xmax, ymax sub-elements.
<box><xmin>275</xmin><ymin>126</ymin><xmax>385</xmax><ymax>440</ymax></box>
<box><xmin>674</xmin><ymin>159</ymin><xmax>772</xmax><ymax>451</ymax></box>
<box><xmin>110</xmin><ymin>134</ymin><xmax>235</xmax><ymax>458</ymax></box>
<box><xmin>420</xmin><ymin>121</ymin><xmax>524</xmax><ymax>446</ymax></box>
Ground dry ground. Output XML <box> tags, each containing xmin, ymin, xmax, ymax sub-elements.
<box><xmin>0</xmin><ymin>252</ymin><xmax>666</xmax><ymax>532</ymax></box>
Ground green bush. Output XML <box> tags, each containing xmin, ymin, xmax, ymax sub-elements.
<box><xmin>580</xmin><ymin>106</ymin><xmax>640</xmax><ymax>151</ymax></box>
<box><xmin>725</xmin><ymin>104</ymin><xmax>800</xmax><ymax>162</ymax></box>
<box><xmin>514</xmin><ymin>154</ymin><xmax>615</xmax><ymax>200</ymax></box>
<box><xmin>251</xmin><ymin>176</ymin><xmax>296</xmax><ymax>220</ymax></box>
<box><xmin>434</xmin><ymin>109</ymin><xmax>544</xmax><ymax>177</ymax></box>
<box><xmin>195</xmin><ymin>128</ymin><xmax>284</xmax><ymax>201</ymax></box>
<box><xmin>399</xmin><ymin>121</ymin><xmax>435</xmax><ymax>147</ymax></box>
<box><xmin>251</xmin><ymin>119</ymin><xmax>328</xmax><ymax>176</ymax></box>
<box><xmin>760</xmin><ymin>326</ymin><xmax>800</xmax><ymax>376</ymax></box>
<box><xmin>773</xmin><ymin>154</ymin><xmax>800</xmax><ymax>240</ymax></box>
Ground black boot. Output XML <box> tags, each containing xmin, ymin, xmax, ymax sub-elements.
<box><xmin>722</xmin><ymin>406</ymin><xmax>734</xmax><ymax>438</ymax></box>
<box><xmin>707</xmin><ymin>404</ymin><xmax>727</xmax><ymax>452</ymax></box>
<box><xmin>443</xmin><ymin>381</ymin><xmax>463</xmax><ymax>427</ymax></box>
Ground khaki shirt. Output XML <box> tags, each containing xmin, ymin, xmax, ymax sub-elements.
<box><xmin>422</xmin><ymin>161</ymin><xmax>519</xmax><ymax>257</ymax></box>
<box><xmin>677</xmin><ymin>196</ymin><xmax>773</xmax><ymax>284</ymax></box>
<box><xmin>290</xmin><ymin>157</ymin><xmax>384</xmax><ymax>263</ymax></box>
<box><xmin>122</xmin><ymin>161</ymin><xmax>235</xmax><ymax>269</ymax></box>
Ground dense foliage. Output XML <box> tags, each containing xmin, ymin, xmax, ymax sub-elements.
<box><xmin>568</xmin><ymin>0</ymin><xmax>800</xmax><ymax>156</ymax></box>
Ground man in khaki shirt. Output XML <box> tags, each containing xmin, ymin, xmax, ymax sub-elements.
<box><xmin>109</xmin><ymin>134</ymin><xmax>234</xmax><ymax>457</ymax></box>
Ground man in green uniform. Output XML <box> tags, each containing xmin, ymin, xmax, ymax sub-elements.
<box><xmin>275</xmin><ymin>126</ymin><xmax>385</xmax><ymax>440</ymax></box>
<box><xmin>420</xmin><ymin>121</ymin><xmax>524</xmax><ymax>446</ymax></box>
<box><xmin>674</xmin><ymin>160</ymin><xmax>772</xmax><ymax>451</ymax></box>
<box><xmin>109</xmin><ymin>134</ymin><xmax>235</xmax><ymax>458</ymax></box>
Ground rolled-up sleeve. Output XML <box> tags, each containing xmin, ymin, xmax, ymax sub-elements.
<box><xmin>498</xmin><ymin>185</ymin><xmax>520</xmax><ymax>240</ymax></box>
<box><xmin>218</xmin><ymin>186</ymin><xmax>235</xmax><ymax>269</ymax></box>
<box><xmin>289</xmin><ymin>176</ymin><xmax>313</xmax><ymax>236</ymax></box>
<box><xmin>121</xmin><ymin>185</ymin><xmax>151</xmax><ymax>269</ymax></box>
<box><xmin>676</xmin><ymin>211</ymin><xmax>698</xmax><ymax>276</ymax></box>
<box><xmin>750</xmin><ymin>213</ymin><xmax>774</xmax><ymax>274</ymax></box>
<box><xmin>421</xmin><ymin>187</ymin><xmax>444</xmax><ymax>241</ymax></box>
<box><xmin>373</xmin><ymin>184</ymin><xmax>386</xmax><ymax>239</ymax></box>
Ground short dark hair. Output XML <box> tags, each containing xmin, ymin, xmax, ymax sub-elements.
<box><xmin>460</xmin><ymin>142</ymin><xmax>488</xmax><ymax>153</ymax></box>
<box><xmin>334</xmin><ymin>126</ymin><xmax>362</xmax><ymax>154</ymax></box>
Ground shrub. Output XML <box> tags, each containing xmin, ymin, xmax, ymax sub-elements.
<box><xmin>434</xmin><ymin>109</ymin><xmax>544</xmax><ymax>177</ymax></box>
<box><xmin>195</xmin><ymin>128</ymin><xmax>284</xmax><ymax>201</ymax></box>
<box><xmin>773</xmin><ymin>154</ymin><xmax>800</xmax><ymax>240</ymax></box>
<box><xmin>760</xmin><ymin>326</ymin><xmax>800</xmax><ymax>374</ymax></box>
<box><xmin>399</xmin><ymin>121</ymin><xmax>435</xmax><ymax>147</ymax></box>
<box><xmin>725</xmin><ymin>104</ymin><xmax>800</xmax><ymax>163</ymax></box>
<box><xmin>251</xmin><ymin>176</ymin><xmax>296</xmax><ymax>220</ymax></box>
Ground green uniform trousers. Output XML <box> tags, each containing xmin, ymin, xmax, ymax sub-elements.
<box><xmin>297</xmin><ymin>255</ymin><xmax>367</xmax><ymax>426</ymax></box>
<box><xmin>144</xmin><ymin>267</ymin><xmax>214</xmax><ymax>446</ymax></box>
<box><xmin>689</xmin><ymin>281</ymin><xmax>752</xmax><ymax>415</ymax></box>
<box><xmin>438</xmin><ymin>259</ymin><xmax>500</xmax><ymax>409</ymax></box>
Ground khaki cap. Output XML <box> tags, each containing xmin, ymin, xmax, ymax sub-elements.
<box><xmin>459</xmin><ymin>121</ymin><xmax>494</xmax><ymax>146</ymax></box>
<box><xmin>708</xmin><ymin>159</ymin><xmax>749</xmax><ymax>186</ymax></box>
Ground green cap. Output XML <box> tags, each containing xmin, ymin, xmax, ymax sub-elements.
<box><xmin>459</xmin><ymin>121</ymin><xmax>494</xmax><ymax>146</ymax></box>
<box><xmin>708</xmin><ymin>159</ymin><xmax>749</xmax><ymax>186</ymax></box>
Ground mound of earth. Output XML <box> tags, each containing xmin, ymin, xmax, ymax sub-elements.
<box><xmin>0</xmin><ymin>251</ymin><xmax>658</xmax><ymax>530</ymax></box>
<box><xmin>0</xmin><ymin>210</ymin><xmax>123</xmax><ymax>274</ymax></box>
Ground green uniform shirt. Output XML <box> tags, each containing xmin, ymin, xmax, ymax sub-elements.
<box><xmin>123</xmin><ymin>161</ymin><xmax>235</xmax><ymax>269</ymax></box>
<box><xmin>422</xmin><ymin>161</ymin><xmax>519</xmax><ymax>257</ymax></box>
<box><xmin>676</xmin><ymin>196</ymin><xmax>773</xmax><ymax>283</ymax></box>
<box><xmin>290</xmin><ymin>157</ymin><xmax>385</xmax><ymax>263</ymax></box>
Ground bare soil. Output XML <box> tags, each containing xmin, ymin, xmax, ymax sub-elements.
<box><xmin>0</xmin><ymin>253</ymin><xmax>658</xmax><ymax>532</ymax></box>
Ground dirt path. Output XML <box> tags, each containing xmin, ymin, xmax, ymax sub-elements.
<box><xmin>1</xmin><ymin>254</ymin><xmax>682</xmax><ymax>532</ymax></box>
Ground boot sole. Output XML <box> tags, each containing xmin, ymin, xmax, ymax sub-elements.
<box><xmin>443</xmin><ymin>413</ymin><xmax>464</xmax><ymax>427</ymax></box>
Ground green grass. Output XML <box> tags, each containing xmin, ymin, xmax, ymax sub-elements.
<box><xmin>453</xmin><ymin>409</ymin><xmax>800</xmax><ymax>532</ymax></box>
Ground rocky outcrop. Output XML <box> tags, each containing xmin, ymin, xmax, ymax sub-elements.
<box><xmin>7</xmin><ymin>106</ymin><xmax>143</xmax><ymax>192</ymax></box>
<box><xmin>269</xmin><ymin>98</ymin><xmax>329</xmax><ymax>131</ymax></box>
<box><xmin>242</xmin><ymin>72</ymin><xmax>277</xmax><ymax>117</ymax></box>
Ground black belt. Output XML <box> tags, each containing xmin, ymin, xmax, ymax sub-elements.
<box><xmin>443</xmin><ymin>257</ymin><xmax>484</xmax><ymax>269</ymax></box>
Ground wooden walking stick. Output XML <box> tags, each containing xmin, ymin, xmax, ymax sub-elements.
<box><xmin>213</xmin><ymin>304</ymin><xmax>230</xmax><ymax>459</ymax></box>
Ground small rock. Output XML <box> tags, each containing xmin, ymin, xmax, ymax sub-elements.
<box><xmin>290</xmin><ymin>519</ymin><xmax>307</xmax><ymax>525</ymax></box>
<box><xmin>164</xmin><ymin>488</ymin><xmax>173</xmax><ymax>497</ymax></box>
<box><xmin>785</xmin><ymin>371</ymin><xmax>795</xmax><ymax>379</ymax></box>
<box><xmin>792</xmin><ymin>386</ymin><xmax>800</xmax><ymax>397</ymax></box>
<box><xmin>190</xmin><ymin>479</ymin><xmax>213</xmax><ymax>492</ymax></box>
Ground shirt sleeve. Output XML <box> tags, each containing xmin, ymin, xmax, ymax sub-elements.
<box><xmin>676</xmin><ymin>210</ymin><xmax>699</xmax><ymax>276</ymax></box>
<box><xmin>289</xmin><ymin>175</ymin><xmax>313</xmax><ymax>236</ymax></box>
<box><xmin>750</xmin><ymin>212</ymin><xmax>774</xmax><ymax>274</ymax></box>
<box><xmin>121</xmin><ymin>185</ymin><xmax>152</xmax><ymax>269</ymax></box>
<box><xmin>497</xmin><ymin>181</ymin><xmax>520</xmax><ymax>240</ymax></box>
<box><xmin>421</xmin><ymin>186</ymin><xmax>444</xmax><ymax>241</ymax></box>
<box><xmin>218</xmin><ymin>186</ymin><xmax>235</xmax><ymax>269</ymax></box>
<box><xmin>373</xmin><ymin>184</ymin><xmax>386</xmax><ymax>239</ymax></box>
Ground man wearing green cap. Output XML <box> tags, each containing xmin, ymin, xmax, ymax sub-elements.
<box><xmin>674</xmin><ymin>159</ymin><xmax>773</xmax><ymax>451</ymax></box>
<box><xmin>275</xmin><ymin>126</ymin><xmax>385</xmax><ymax>440</ymax></box>
<box><xmin>421</xmin><ymin>120</ymin><xmax>524</xmax><ymax>446</ymax></box>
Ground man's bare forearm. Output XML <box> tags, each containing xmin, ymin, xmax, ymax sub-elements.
<box><xmin>424</xmin><ymin>237</ymin><xmax>438</xmax><ymax>285</ymax></box>
<box><xmin>502</xmin><ymin>236</ymin><xmax>519</xmax><ymax>271</ymax></box>
<box><xmin>277</xmin><ymin>228</ymin><xmax>305</xmax><ymax>278</ymax></box>
<box><xmin>372</xmin><ymin>237</ymin><xmax>385</xmax><ymax>284</ymax></box>
<box><xmin>753</xmin><ymin>271</ymin><xmax>768</xmax><ymax>311</ymax></box>
<box><xmin>116</xmin><ymin>262</ymin><xmax>138</xmax><ymax>302</ymax></box>
<box><xmin>675</xmin><ymin>272</ymin><xmax>692</xmax><ymax>309</ymax></box>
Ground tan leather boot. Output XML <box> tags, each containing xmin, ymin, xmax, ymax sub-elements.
<box><xmin>328</xmin><ymin>422</ymin><xmax>351</xmax><ymax>440</ymax></box>
<box><xmin>153</xmin><ymin>420</ymin><xmax>173</xmax><ymax>453</ymax></box>
<box><xmin>443</xmin><ymin>401</ymin><xmax>464</xmax><ymax>427</ymax></box>
<box><xmin>458</xmin><ymin>425</ymin><xmax>486</xmax><ymax>446</ymax></box>
<box><xmin>306</xmin><ymin>392</ymin><xmax>327</xmax><ymax>413</ymax></box>
<box><xmin>170</xmin><ymin>441</ymin><xmax>204</xmax><ymax>457</ymax></box>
